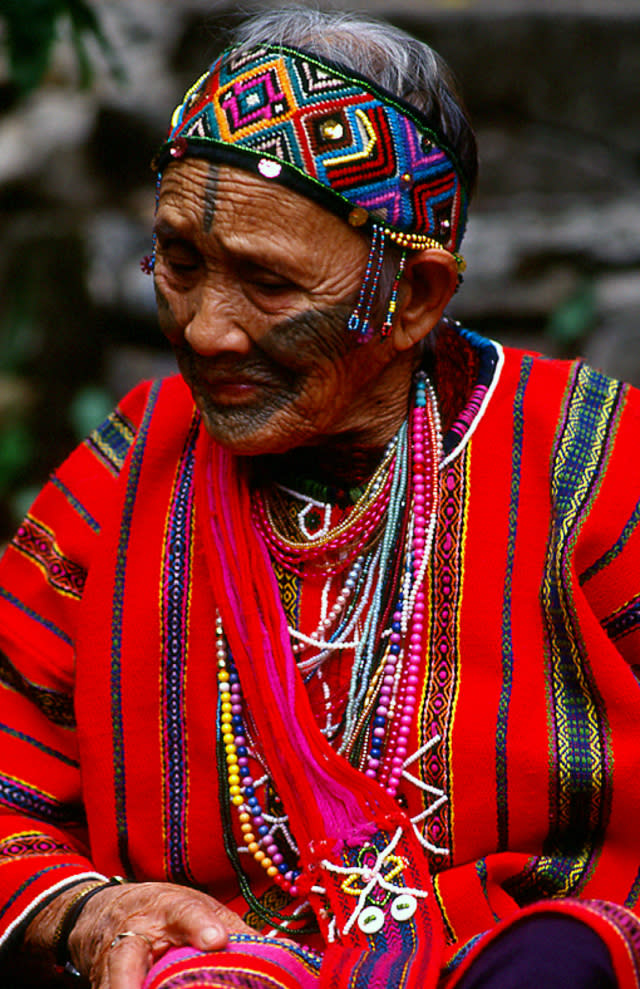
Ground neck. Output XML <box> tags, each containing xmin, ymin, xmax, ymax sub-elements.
<box><xmin>253</xmin><ymin>440</ymin><xmax>390</xmax><ymax>504</ymax></box>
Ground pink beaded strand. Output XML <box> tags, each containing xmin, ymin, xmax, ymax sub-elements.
<box><xmin>367</xmin><ymin>374</ymin><xmax>441</xmax><ymax>795</ymax></box>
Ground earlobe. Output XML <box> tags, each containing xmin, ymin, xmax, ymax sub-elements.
<box><xmin>391</xmin><ymin>249</ymin><xmax>459</xmax><ymax>352</ymax></box>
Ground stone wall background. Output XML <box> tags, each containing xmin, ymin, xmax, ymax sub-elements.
<box><xmin>0</xmin><ymin>0</ymin><xmax>639</xmax><ymax>537</ymax></box>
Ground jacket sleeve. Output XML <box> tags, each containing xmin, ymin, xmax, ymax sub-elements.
<box><xmin>0</xmin><ymin>380</ymin><xmax>154</xmax><ymax>950</ymax></box>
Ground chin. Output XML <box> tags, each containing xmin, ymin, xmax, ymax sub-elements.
<box><xmin>191</xmin><ymin>383</ymin><xmax>305</xmax><ymax>456</ymax></box>
<box><xmin>199</xmin><ymin>412</ymin><xmax>293</xmax><ymax>458</ymax></box>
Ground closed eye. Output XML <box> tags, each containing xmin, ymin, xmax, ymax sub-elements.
<box><xmin>166</xmin><ymin>259</ymin><xmax>199</xmax><ymax>276</ymax></box>
<box><xmin>240</xmin><ymin>262</ymin><xmax>297</xmax><ymax>294</ymax></box>
<box><xmin>249</xmin><ymin>276</ymin><xmax>294</xmax><ymax>292</ymax></box>
<box><xmin>155</xmin><ymin>230</ymin><xmax>202</xmax><ymax>277</ymax></box>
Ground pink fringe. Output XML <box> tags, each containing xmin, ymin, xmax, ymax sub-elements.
<box><xmin>199</xmin><ymin>441</ymin><xmax>393</xmax><ymax>850</ymax></box>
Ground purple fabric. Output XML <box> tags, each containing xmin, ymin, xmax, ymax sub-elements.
<box><xmin>453</xmin><ymin>914</ymin><xmax>617</xmax><ymax>989</ymax></box>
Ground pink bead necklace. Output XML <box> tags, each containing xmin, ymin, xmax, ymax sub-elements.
<box><xmin>217</xmin><ymin>372</ymin><xmax>441</xmax><ymax>890</ymax></box>
<box><xmin>251</xmin><ymin>443</ymin><xmax>398</xmax><ymax>578</ymax></box>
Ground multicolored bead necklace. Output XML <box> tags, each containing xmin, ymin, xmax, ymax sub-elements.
<box><xmin>216</xmin><ymin>612</ymin><xmax>302</xmax><ymax>899</ymax></box>
<box><xmin>217</xmin><ymin>372</ymin><xmax>442</xmax><ymax>900</ymax></box>
<box><xmin>251</xmin><ymin>439</ymin><xmax>398</xmax><ymax>578</ymax></box>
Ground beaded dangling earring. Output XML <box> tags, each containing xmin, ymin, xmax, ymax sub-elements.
<box><xmin>381</xmin><ymin>249</ymin><xmax>407</xmax><ymax>337</ymax></box>
<box><xmin>140</xmin><ymin>172</ymin><xmax>163</xmax><ymax>275</ymax></box>
<box><xmin>347</xmin><ymin>223</ymin><xmax>386</xmax><ymax>343</ymax></box>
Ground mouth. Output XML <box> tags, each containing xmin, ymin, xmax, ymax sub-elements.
<box><xmin>189</xmin><ymin>367</ymin><xmax>276</xmax><ymax>407</ymax></box>
<box><xmin>175</xmin><ymin>346</ymin><xmax>296</xmax><ymax>413</ymax></box>
<box><xmin>208</xmin><ymin>379</ymin><xmax>262</xmax><ymax>402</ymax></box>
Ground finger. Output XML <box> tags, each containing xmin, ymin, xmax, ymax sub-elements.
<box><xmin>106</xmin><ymin>933</ymin><xmax>153</xmax><ymax>989</ymax></box>
<box><xmin>206</xmin><ymin>900</ymin><xmax>256</xmax><ymax>938</ymax></box>
<box><xmin>164</xmin><ymin>897</ymin><xmax>254</xmax><ymax>950</ymax></box>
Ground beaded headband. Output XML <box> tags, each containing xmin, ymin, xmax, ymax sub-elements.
<box><xmin>150</xmin><ymin>44</ymin><xmax>469</xmax><ymax>340</ymax></box>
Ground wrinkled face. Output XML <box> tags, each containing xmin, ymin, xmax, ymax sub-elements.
<box><xmin>153</xmin><ymin>160</ymin><xmax>404</xmax><ymax>456</ymax></box>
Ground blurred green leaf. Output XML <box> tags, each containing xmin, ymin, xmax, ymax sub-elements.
<box><xmin>1</xmin><ymin>0</ymin><xmax>122</xmax><ymax>98</ymax></box>
<box><xmin>0</xmin><ymin>420</ymin><xmax>34</xmax><ymax>495</ymax></box>
<box><xmin>545</xmin><ymin>279</ymin><xmax>596</xmax><ymax>348</ymax></box>
<box><xmin>68</xmin><ymin>385</ymin><xmax>114</xmax><ymax>439</ymax></box>
<box><xmin>2</xmin><ymin>0</ymin><xmax>58</xmax><ymax>95</ymax></box>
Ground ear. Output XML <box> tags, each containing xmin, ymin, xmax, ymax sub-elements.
<box><xmin>391</xmin><ymin>249</ymin><xmax>459</xmax><ymax>352</ymax></box>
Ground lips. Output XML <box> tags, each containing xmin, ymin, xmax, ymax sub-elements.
<box><xmin>210</xmin><ymin>380</ymin><xmax>260</xmax><ymax>400</ymax></box>
<box><xmin>191</xmin><ymin>368</ymin><xmax>275</xmax><ymax>405</ymax></box>
<box><xmin>176</xmin><ymin>346</ymin><xmax>293</xmax><ymax>409</ymax></box>
<box><xmin>184</xmin><ymin>350</ymin><xmax>271</xmax><ymax>387</ymax></box>
<box><xmin>201</xmin><ymin>367</ymin><xmax>275</xmax><ymax>389</ymax></box>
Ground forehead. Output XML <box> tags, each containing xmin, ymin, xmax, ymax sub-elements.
<box><xmin>156</xmin><ymin>159</ymin><xmax>360</xmax><ymax>258</ymax></box>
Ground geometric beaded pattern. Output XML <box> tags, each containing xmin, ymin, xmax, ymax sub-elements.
<box><xmin>161</xmin><ymin>45</ymin><xmax>468</xmax><ymax>252</ymax></box>
<box><xmin>0</xmin><ymin>831</ymin><xmax>77</xmax><ymax>861</ymax></box>
<box><xmin>11</xmin><ymin>515</ymin><xmax>87</xmax><ymax>599</ymax></box>
<box><xmin>418</xmin><ymin>453</ymin><xmax>468</xmax><ymax>875</ymax></box>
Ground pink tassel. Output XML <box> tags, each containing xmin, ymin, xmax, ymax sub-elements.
<box><xmin>197</xmin><ymin>440</ymin><xmax>395</xmax><ymax>852</ymax></box>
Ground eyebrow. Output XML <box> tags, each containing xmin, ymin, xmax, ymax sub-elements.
<box><xmin>153</xmin><ymin>217</ymin><xmax>192</xmax><ymax>241</ymax></box>
<box><xmin>153</xmin><ymin>215</ymin><xmax>306</xmax><ymax>280</ymax></box>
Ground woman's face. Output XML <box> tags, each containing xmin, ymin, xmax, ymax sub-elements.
<box><xmin>153</xmin><ymin>160</ymin><xmax>406</xmax><ymax>456</ymax></box>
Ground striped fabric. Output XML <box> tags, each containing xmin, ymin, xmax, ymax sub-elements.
<box><xmin>1</xmin><ymin>327</ymin><xmax>640</xmax><ymax>983</ymax></box>
<box><xmin>143</xmin><ymin>938</ymin><xmax>321</xmax><ymax>989</ymax></box>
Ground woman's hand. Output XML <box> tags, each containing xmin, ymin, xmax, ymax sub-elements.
<box><xmin>71</xmin><ymin>881</ymin><xmax>255</xmax><ymax>988</ymax></box>
<box><xmin>25</xmin><ymin>879</ymin><xmax>254</xmax><ymax>989</ymax></box>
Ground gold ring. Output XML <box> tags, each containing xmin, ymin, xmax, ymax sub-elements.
<box><xmin>109</xmin><ymin>930</ymin><xmax>153</xmax><ymax>951</ymax></box>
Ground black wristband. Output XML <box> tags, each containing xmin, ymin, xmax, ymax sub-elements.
<box><xmin>53</xmin><ymin>876</ymin><xmax>126</xmax><ymax>977</ymax></box>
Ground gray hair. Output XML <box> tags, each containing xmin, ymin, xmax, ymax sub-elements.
<box><xmin>231</xmin><ymin>6</ymin><xmax>477</xmax><ymax>195</ymax></box>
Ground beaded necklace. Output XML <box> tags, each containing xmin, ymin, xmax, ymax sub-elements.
<box><xmin>251</xmin><ymin>439</ymin><xmax>398</xmax><ymax>577</ymax></box>
<box><xmin>216</xmin><ymin>372</ymin><xmax>442</xmax><ymax>911</ymax></box>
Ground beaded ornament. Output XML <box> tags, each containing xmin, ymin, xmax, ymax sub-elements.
<box><xmin>147</xmin><ymin>44</ymin><xmax>468</xmax><ymax>339</ymax></box>
<box><xmin>156</xmin><ymin>45</ymin><xmax>469</xmax><ymax>253</ymax></box>
<box><xmin>216</xmin><ymin>374</ymin><xmax>442</xmax><ymax>934</ymax></box>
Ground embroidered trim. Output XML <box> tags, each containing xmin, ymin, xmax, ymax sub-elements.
<box><xmin>441</xmin><ymin>328</ymin><xmax>503</xmax><ymax>467</ymax></box>
<box><xmin>0</xmin><ymin>649</ymin><xmax>75</xmax><ymax>727</ymax></box>
<box><xmin>0</xmin><ymin>832</ymin><xmax>77</xmax><ymax>861</ymax></box>
<box><xmin>160</xmin><ymin>415</ymin><xmax>200</xmax><ymax>884</ymax></box>
<box><xmin>519</xmin><ymin>364</ymin><xmax>623</xmax><ymax>901</ymax></box>
<box><xmin>496</xmin><ymin>357</ymin><xmax>533</xmax><ymax>851</ymax></box>
<box><xmin>49</xmin><ymin>477</ymin><xmax>100</xmax><ymax>534</ymax></box>
<box><xmin>11</xmin><ymin>516</ymin><xmax>86</xmax><ymax>599</ymax></box>
<box><xmin>602</xmin><ymin>593</ymin><xmax>640</xmax><ymax>642</ymax></box>
<box><xmin>579</xmin><ymin>491</ymin><xmax>639</xmax><ymax>586</ymax></box>
<box><xmin>85</xmin><ymin>408</ymin><xmax>136</xmax><ymax>476</ymax></box>
<box><xmin>0</xmin><ymin>723</ymin><xmax>78</xmax><ymax>767</ymax></box>
<box><xmin>0</xmin><ymin>587</ymin><xmax>72</xmax><ymax>647</ymax></box>
<box><xmin>0</xmin><ymin>773</ymin><xmax>84</xmax><ymax>826</ymax></box>
<box><xmin>110</xmin><ymin>380</ymin><xmax>163</xmax><ymax>876</ymax></box>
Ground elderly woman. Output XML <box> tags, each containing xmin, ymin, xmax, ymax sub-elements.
<box><xmin>0</xmin><ymin>8</ymin><xmax>639</xmax><ymax>989</ymax></box>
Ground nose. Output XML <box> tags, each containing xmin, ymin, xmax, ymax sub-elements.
<box><xmin>184</xmin><ymin>285</ymin><xmax>251</xmax><ymax>357</ymax></box>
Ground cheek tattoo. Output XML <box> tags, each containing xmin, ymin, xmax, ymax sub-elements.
<box><xmin>190</xmin><ymin>299</ymin><xmax>359</xmax><ymax>440</ymax></box>
<box><xmin>257</xmin><ymin>298</ymin><xmax>357</xmax><ymax>368</ymax></box>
